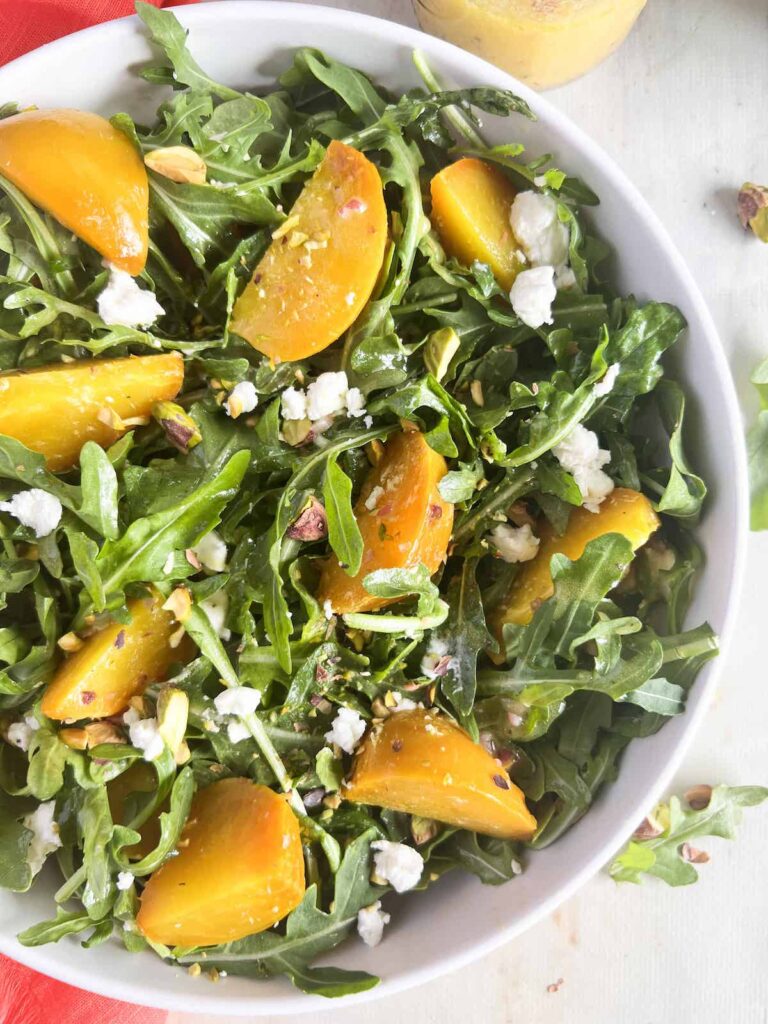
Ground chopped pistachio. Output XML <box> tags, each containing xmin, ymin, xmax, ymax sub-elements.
<box><xmin>738</xmin><ymin>182</ymin><xmax>768</xmax><ymax>242</ymax></box>
<box><xmin>59</xmin><ymin>727</ymin><xmax>88</xmax><ymax>750</ymax></box>
<box><xmin>145</xmin><ymin>145</ymin><xmax>207</xmax><ymax>185</ymax></box>
<box><xmin>281</xmin><ymin>418</ymin><xmax>313</xmax><ymax>446</ymax></box>
<box><xmin>57</xmin><ymin>631</ymin><xmax>84</xmax><ymax>653</ymax></box>
<box><xmin>157</xmin><ymin>688</ymin><xmax>190</xmax><ymax>759</ymax></box>
<box><xmin>163</xmin><ymin>586</ymin><xmax>192</xmax><ymax>623</ymax></box>
<box><xmin>410</xmin><ymin>815</ymin><xmax>441</xmax><ymax>846</ymax></box>
<box><xmin>152</xmin><ymin>401</ymin><xmax>202</xmax><ymax>454</ymax></box>
<box><xmin>424</xmin><ymin>327</ymin><xmax>460</xmax><ymax>382</ymax></box>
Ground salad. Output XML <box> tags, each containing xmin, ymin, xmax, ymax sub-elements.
<box><xmin>0</xmin><ymin>2</ymin><xmax>717</xmax><ymax>998</ymax></box>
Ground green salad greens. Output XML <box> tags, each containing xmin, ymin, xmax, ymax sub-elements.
<box><xmin>0</xmin><ymin>1</ymin><xmax>718</xmax><ymax>997</ymax></box>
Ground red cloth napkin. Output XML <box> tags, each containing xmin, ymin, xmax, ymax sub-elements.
<box><xmin>0</xmin><ymin>0</ymin><xmax>199</xmax><ymax>66</ymax></box>
<box><xmin>0</xmin><ymin>953</ymin><xmax>168</xmax><ymax>1024</ymax></box>
<box><xmin>0</xmin><ymin>1</ymin><xmax>199</xmax><ymax>1018</ymax></box>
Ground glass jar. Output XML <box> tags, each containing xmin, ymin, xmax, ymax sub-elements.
<box><xmin>413</xmin><ymin>0</ymin><xmax>647</xmax><ymax>90</ymax></box>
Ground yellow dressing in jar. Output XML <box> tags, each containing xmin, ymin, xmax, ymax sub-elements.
<box><xmin>413</xmin><ymin>0</ymin><xmax>647</xmax><ymax>90</ymax></box>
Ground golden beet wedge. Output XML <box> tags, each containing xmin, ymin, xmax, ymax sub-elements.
<box><xmin>41</xmin><ymin>591</ymin><xmax>192</xmax><ymax>721</ymax></box>
<box><xmin>0</xmin><ymin>353</ymin><xmax>184</xmax><ymax>471</ymax></box>
<box><xmin>137</xmin><ymin>778</ymin><xmax>305</xmax><ymax>947</ymax></box>
<box><xmin>0</xmin><ymin>108</ymin><xmax>149</xmax><ymax>274</ymax></box>
<box><xmin>108</xmin><ymin>763</ymin><xmax>163</xmax><ymax>860</ymax></box>
<box><xmin>492</xmin><ymin>487</ymin><xmax>660</xmax><ymax>634</ymax></box>
<box><xmin>346</xmin><ymin>709</ymin><xmax>537</xmax><ymax>840</ymax></box>
<box><xmin>230</xmin><ymin>140</ymin><xmax>387</xmax><ymax>362</ymax></box>
<box><xmin>317</xmin><ymin>430</ymin><xmax>453</xmax><ymax>615</ymax></box>
<box><xmin>430</xmin><ymin>157</ymin><xmax>523</xmax><ymax>290</ymax></box>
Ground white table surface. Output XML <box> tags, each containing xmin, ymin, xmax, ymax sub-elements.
<box><xmin>170</xmin><ymin>2</ymin><xmax>768</xmax><ymax>1021</ymax></box>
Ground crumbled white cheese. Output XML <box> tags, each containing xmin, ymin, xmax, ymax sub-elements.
<box><xmin>122</xmin><ymin>707</ymin><xmax>141</xmax><ymax>726</ymax></box>
<box><xmin>226</xmin><ymin>720</ymin><xmax>251</xmax><ymax>744</ymax></box>
<box><xmin>281</xmin><ymin>387</ymin><xmax>308</xmax><ymax>421</ymax></box>
<box><xmin>0</xmin><ymin>489</ymin><xmax>62</xmax><ymax>538</ymax></box>
<box><xmin>97</xmin><ymin>263</ymin><xmax>165</xmax><ymax>329</ymax></box>
<box><xmin>324</xmin><ymin>706</ymin><xmax>366</xmax><ymax>754</ymax></box>
<box><xmin>364</xmin><ymin>415</ymin><xmax>373</xmax><ymax>429</ymax></box>
<box><xmin>323</xmin><ymin>598</ymin><xmax>334</xmax><ymax>620</ymax></box>
<box><xmin>371</xmin><ymin>840</ymin><xmax>424</xmax><ymax>893</ymax></box>
<box><xmin>509</xmin><ymin>266</ymin><xmax>556</xmax><ymax>329</ymax></box>
<box><xmin>163</xmin><ymin>551</ymin><xmax>176</xmax><ymax>575</ymax></box>
<box><xmin>6</xmin><ymin>715</ymin><xmax>39</xmax><ymax>753</ymax></box>
<box><xmin>190</xmin><ymin>530</ymin><xmax>227</xmax><ymax>572</ymax></box>
<box><xmin>200</xmin><ymin>590</ymin><xmax>231</xmax><ymax>640</ymax></box>
<box><xmin>24</xmin><ymin>801</ymin><xmax>62</xmax><ymax>876</ymax></box>
<box><xmin>553</xmin><ymin>423</ymin><xmax>614</xmax><ymax>513</ymax></box>
<box><xmin>214</xmin><ymin>686</ymin><xmax>261</xmax><ymax>717</ymax></box>
<box><xmin>306</xmin><ymin>371</ymin><xmax>350</xmax><ymax>420</ymax></box>
<box><xmin>510</xmin><ymin>191</ymin><xmax>569</xmax><ymax>268</ymax></box>
<box><xmin>282</xmin><ymin>372</ymin><xmax>363</xmax><ymax>427</ymax></box>
<box><xmin>390</xmin><ymin>693</ymin><xmax>420</xmax><ymax>712</ymax></box>
<box><xmin>420</xmin><ymin>636</ymin><xmax>456</xmax><ymax>679</ymax></box>
<box><xmin>364</xmin><ymin>485</ymin><xmax>385</xmax><ymax>512</ymax></box>
<box><xmin>225</xmin><ymin>381</ymin><xmax>258</xmax><ymax>418</ymax></box>
<box><xmin>128</xmin><ymin>716</ymin><xmax>165</xmax><ymax>762</ymax></box>
<box><xmin>554</xmin><ymin>264</ymin><xmax>577</xmax><ymax>291</ymax></box>
<box><xmin>489</xmin><ymin>523</ymin><xmax>540</xmax><ymax>564</ymax></box>
<box><xmin>116</xmin><ymin>871</ymin><xmax>135</xmax><ymax>891</ymax></box>
<box><xmin>594</xmin><ymin>363</ymin><xmax>621</xmax><ymax>398</ymax></box>
<box><xmin>346</xmin><ymin>387</ymin><xmax>366</xmax><ymax>417</ymax></box>
<box><xmin>357</xmin><ymin>900</ymin><xmax>390</xmax><ymax>947</ymax></box>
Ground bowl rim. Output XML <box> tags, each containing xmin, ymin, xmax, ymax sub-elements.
<box><xmin>0</xmin><ymin>1</ymin><xmax>748</xmax><ymax>1015</ymax></box>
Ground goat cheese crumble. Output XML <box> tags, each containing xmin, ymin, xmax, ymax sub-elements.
<box><xmin>23</xmin><ymin>801</ymin><xmax>62</xmax><ymax>876</ymax></box>
<box><xmin>0</xmin><ymin>489</ymin><xmax>62</xmax><ymax>537</ymax></box>
<box><xmin>420</xmin><ymin>636</ymin><xmax>457</xmax><ymax>679</ymax></box>
<box><xmin>357</xmin><ymin>901</ymin><xmax>391</xmax><ymax>947</ymax></box>
<box><xmin>306</xmin><ymin>371</ymin><xmax>349</xmax><ymax>419</ymax></box>
<box><xmin>281</xmin><ymin>371</ymin><xmax>365</xmax><ymax>425</ymax></box>
<box><xmin>594</xmin><ymin>363</ymin><xmax>621</xmax><ymax>398</ymax></box>
<box><xmin>510</xmin><ymin>191</ymin><xmax>569</xmax><ymax>268</ymax></box>
<box><xmin>281</xmin><ymin>387</ymin><xmax>308</xmax><ymax>421</ymax></box>
<box><xmin>490</xmin><ymin>522</ymin><xmax>540</xmax><ymax>563</ymax></box>
<box><xmin>189</xmin><ymin>530</ymin><xmax>228</xmax><ymax>572</ymax></box>
<box><xmin>553</xmin><ymin>423</ymin><xmax>614</xmax><ymax>513</ymax></box>
<box><xmin>214</xmin><ymin>686</ymin><xmax>261</xmax><ymax>717</ymax></box>
<box><xmin>6</xmin><ymin>714</ymin><xmax>39</xmax><ymax>752</ymax></box>
<box><xmin>390</xmin><ymin>692</ymin><xmax>420</xmax><ymax>712</ymax></box>
<box><xmin>226</xmin><ymin>720</ymin><xmax>251</xmax><ymax>744</ymax></box>
<box><xmin>124</xmin><ymin>709</ymin><xmax>165</xmax><ymax>762</ymax></box>
<box><xmin>509</xmin><ymin>266</ymin><xmax>557</xmax><ymax>329</ymax></box>
<box><xmin>97</xmin><ymin>263</ymin><xmax>165</xmax><ymax>329</ymax></box>
<box><xmin>116</xmin><ymin>871</ymin><xmax>135</xmax><ymax>891</ymax></box>
<box><xmin>371</xmin><ymin>840</ymin><xmax>424</xmax><ymax>893</ymax></box>
<box><xmin>324</xmin><ymin>706</ymin><xmax>366</xmax><ymax>754</ymax></box>
<box><xmin>225</xmin><ymin>381</ymin><xmax>258</xmax><ymax>418</ymax></box>
<box><xmin>200</xmin><ymin>590</ymin><xmax>231</xmax><ymax>640</ymax></box>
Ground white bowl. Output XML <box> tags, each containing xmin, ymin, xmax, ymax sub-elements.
<box><xmin>0</xmin><ymin>2</ymin><xmax>748</xmax><ymax>1015</ymax></box>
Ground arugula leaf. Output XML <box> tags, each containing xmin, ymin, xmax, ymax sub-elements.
<box><xmin>84</xmin><ymin>450</ymin><xmax>249</xmax><ymax>620</ymax></box>
<box><xmin>430</xmin><ymin>831</ymin><xmax>523</xmax><ymax>885</ymax></box>
<box><xmin>610</xmin><ymin>786</ymin><xmax>768</xmax><ymax>886</ymax></box>
<box><xmin>19</xmin><ymin>908</ymin><xmax>97</xmax><ymax>947</ymax></box>
<box><xmin>436</xmin><ymin>558</ymin><xmax>495</xmax><ymax>721</ymax></box>
<box><xmin>137</xmin><ymin>2</ymin><xmax>244</xmax><ymax>101</ymax></box>
<box><xmin>651</xmin><ymin>381</ymin><xmax>707</xmax><ymax>520</ymax></box>
<box><xmin>323</xmin><ymin>455</ymin><xmax>363</xmax><ymax>577</ymax></box>
<box><xmin>0</xmin><ymin>790</ymin><xmax>34</xmax><ymax>892</ymax></box>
